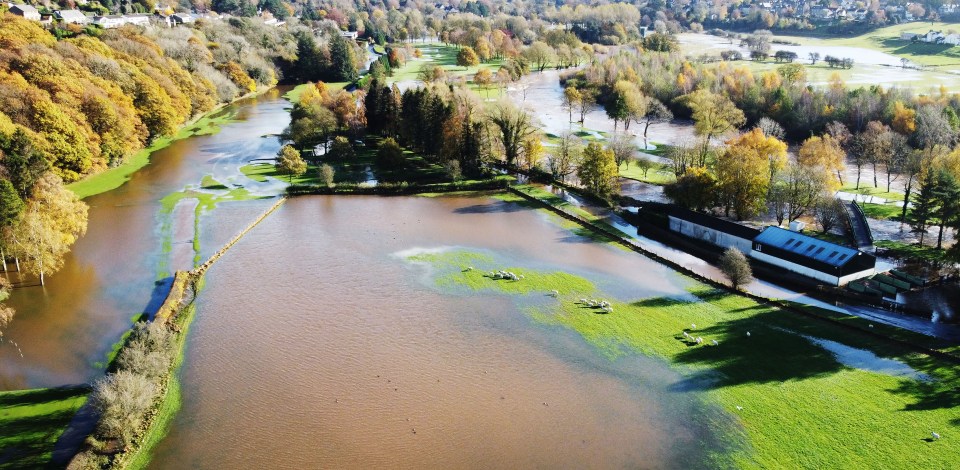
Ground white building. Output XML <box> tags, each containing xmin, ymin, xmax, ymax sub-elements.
<box><xmin>9</xmin><ymin>3</ymin><xmax>40</xmax><ymax>21</ymax></box>
<box><xmin>750</xmin><ymin>227</ymin><xmax>876</xmax><ymax>286</ymax></box>
<box><xmin>56</xmin><ymin>9</ymin><xmax>90</xmax><ymax>24</ymax></box>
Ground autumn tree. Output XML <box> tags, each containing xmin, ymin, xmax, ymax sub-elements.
<box><xmin>522</xmin><ymin>41</ymin><xmax>556</xmax><ymax>72</ymax></box>
<box><xmin>548</xmin><ymin>131</ymin><xmax>583</xmax><ymax>183</ymax></box>
<box><xmin>681</xmin><ymin>89</ymin><xmax>746</xmax><ymax>165</ymax></box>
<box><xmin>320</xmin><ymin>164</ymin><xmax>335</xmax><ymax>188</ymax></box>
<box><xmin>562</xmin><ymin>86</ymin><xmax>581</xmax><ymax>123</ymax></box>
<box><xmin>9</xmin><ymin>173</ymin><xmax>88</xmax><ymax>285</ymax></box>
<box><xmin>664</xmin><ymin>167</ymin><xmax>717</xmax><ymax>212</ymax></box>
<box><xmin>716</xmin><ymin>129</ymin><xmax>775</xmax><ymax>220</ymax></box>
<box><xmin>456</xmin><ymin>46</ymin><xmax>480</xmax><ymax>69</ymax></box>
<box><xmin>719</xmin><ymin>247</ymin><xmax>752</xmax><ymax>290</ymax></box>
<box><xmin>606</xmin><ymin>81</ymin><xmax>646</xmax><ymax>132</ymax></box>
<box><xmin>487</xmin><ymin>100</ymin><xmax>537</xmax><ymax>166</ymax></box>
<box><xmin>276</xmin><ymin>145</ymin><xmax>307</xmax><ymax>182</ymax></box>
<box><xmin>577</xmin><ymin>142</ymin><xmax>619</xmax><ymax>200</ymax></box>
<box><xmin>328</xmin><ymin>136</ymin><xmax>355</xmax><ymax>160</ymax></box>
<box><xmin>797</xmin><ymin>134</ymin><xmax>845</xmax><ymax>190</ymax></box>
<box><xmin>473</xmin><ymin>68</ymin><xmax>493</xmax><ymax>96</ymax></box>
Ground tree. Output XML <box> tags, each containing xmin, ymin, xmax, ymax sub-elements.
<box><xmin>681</xmin><ymin>89</ymin><xmax>746</xmax><ymax>164</ymax></box>
<box><xmin>275</xmin><ymin>145</ymin><xmax>306</xmax><ymax>182</ymax></box>
<box><xmin>329</xmin><ymin>35</ymin><xmax>358</xmax><ymax>82</ymax></box>
<box><xmin>814</xmin><ymin>197</ymin><xmax>846</xmax><ymax>234</ymax></box>
<box><xmin>456</xmin><ymin>46</ymin><xmax>480</xmax><ymax>69</ymax></box>
<box><xmin>92</xmin><ymin>370</ymin><xmax>157</xmax><ymax>447</ymax></box>
<box><xmin>606</xmin><ymin>81</ymin><xmax>646</xmax><ymax>132</ymax></box>
<box><xmin>719</xmin><ymin>247</ymin><xmax>752</xmax><ymax>290</ymax></box>
<box><xmin>643</xmin><ymin>32</ymin><xmax>678</xmax><ymax>52</ymax></box>
<box><xmin>0</xmin><ymin>277</ymin><xmax>12</xmax><ymax>337</ymax></box>
<box><xmin>900</xmin><ymin>146</ymin><xmax>938</xmax><ymax>222</ymax></box>
<box><xmin>9</xmin><ymin>173</ymin><xmax>88</xmax><ymax>285</ymax></box>
<box><xmin>664</xmin><ymin>167</ymin><xmax>717</xmax><ymax>211</ymax></box>
<box><xmin>377</xmin><ymin>137</ymin><xmax>405</xmax><ymax>170</ymax></box>
<box><xmin>548</xmin><ymin>131</ymin><xmax>583</xmax><ymax>183</ymax></box>
<box><xmin>716</xmin><ymin>128</ymin><xmax>782</xmax><ymax>220</ymax></box>
<box><xmin>473</xmin><ymin>68</ymin><xmax>493</xmax><ymax>96</ymax></box>
<box><xmin>522</xmin><ymin>41</ymin><xmax>555</xmax><ymax>72</ymax></box>
<box><xmin>754</xmin><ymin>117</ymin><xmax>785</xmax><ymax>140</ymax></box>
<box><xmin>932</xmin><ymin>169</ymin><xmax>960</xmax><ymax>249</ymax></box>
<box><xmin>808</xmin><ymin>52</ymin><xmax>820</xmax><ymax>65</ymax></box>
<box><xmin>487</xmin><ymin>100</ymin><xmax>537</xmax><ymax>166</ymax></box>
<box><xmin>797</xmin><ymin>134</ymin><xmax>845</xmax><ymax>190</ymax></box>
<box><xmin>891</xmin><ymin>101</ymin><xmax>916</xmax><ymax>135</ymax></box>
<box><xmin>562</xmin><ymin>86</ymin><xmax>581</xmax><ymax>123</ymax></box>
<box><xmin>328</xmin><ymin>136</ymin><xmax>355</xmax><ymax>160</ymax></box>
<box><xmin>636</xmin><ymin>99</ymin><xmax>672</xmax><ymax>149</ymax></box>
<box><xmin>576</xmin><ymin>89</ymin><xmax>597</xmax><ymax>125</ymax></box>
<box><xmin>320</xmin><ymin>164</ymin><xmax>335</xmax><ymax>188</ymax></box>
<box><xmin>856</xmin><ymin>121</ymin><xmax>894</xmax><ymax>188</ymax></box>
<box><xmin>577</xmin><ymin>142</ymin><xmax>619</xmax><ymax>199</ymax></box>
<box><xmin>911</xmin><ymin>168</ymin><xmax>939</xmax><ymax>247</ymax></box>
<box><xmin>607</xmin><ymin>134</ymin><xmax>636</xmax><ymax>171</ymax></box>
<box><xmin>635</xmin><ymin>156</ymin><xmax>654</xmax><ymax>178</ymax></box>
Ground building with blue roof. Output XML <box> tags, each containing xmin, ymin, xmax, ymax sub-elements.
<box><xmin>750</xmin><ymin>226</ymin><xmax>875</xmax><ymax>286</ymax></box>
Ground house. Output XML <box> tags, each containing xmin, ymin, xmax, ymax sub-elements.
<box><xmin>9</xmin><ymin>3</ymin><xmax>40</xmax><ymax>21</ymax></box>
<box><xmin>923</xmin><ymin>30</ymin><xmax>945</xmax><ymax>43</ymax></box>
<box><xmin>92</xmin><ymin>14</ymin><xmax>152</xmax><ymax>28</ymax></box>
<box><xmin>667</xmin><ymin>208</ymin><xmax>760</xmax><ymax>254</ymax></box>
<box><xmin>901</xmin><ymin>32</ymin><xmax>921</xmax><ymax>41</ymax></box>
<box><xmin>56</xmin><ymin>9</ymin><xmax>90</xmax><ymax>24</ymax></box>
<box><xmin>944</xmin><ymin>34</ymin><xmax>960</xmax><ymax>46</ymax></box>
<box><xmin>170</xmin><ymin>13</ymin><xmax>196</xmax><ymax>25</ymax></box>
<box><xmin>341</xmin><ymin>30</ymin><xmax>359</xmax><ymax>40</ymax></box>
<box><xmin>750</xmin><ymin>226</ymin><xmax>875</xmax><ymax>286</ymax></box>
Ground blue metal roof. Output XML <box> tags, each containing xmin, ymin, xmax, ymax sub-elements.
<box><xmin>753</xmin><ymin>226</ymin><xmax>860</xmax><ymax>268</ymax></box>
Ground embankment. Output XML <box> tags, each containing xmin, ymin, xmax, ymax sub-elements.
<box><xmin>68</xmin><ymin>198</ymin><xmax>286</xmax><ymax>469</ymax></box>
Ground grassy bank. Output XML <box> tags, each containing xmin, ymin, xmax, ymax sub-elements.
<box><xmin>67</xmin><ymin>101</ymin><xmax>247</xmax><ymax>200</ymax></box>
<box><xmin>406</xmin><ymin>247</ymin><xmax>960</xmax><ymax>467</ymax></box>
<box><xmin>0</xmin><ymin>386</ymin><xmax>90</xmax><ymax>469</ymax></box>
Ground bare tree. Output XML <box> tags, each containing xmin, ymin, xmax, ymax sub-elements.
<box><xmin>719</xmin><ymin>247</ymin><xmax>753</xmax><ymax>290</ymax></box>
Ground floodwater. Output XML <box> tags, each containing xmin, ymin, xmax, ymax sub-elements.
<box><xmin>149</xmin><ymin>195</ymin><xmax>733</xmax><ymax>468</ymax></box>
<box><xmin>0</xmin><ymin>89</ymin><xmax>289</xmax><ymax>390</ymax></box>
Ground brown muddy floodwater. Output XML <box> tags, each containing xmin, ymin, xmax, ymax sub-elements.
<box><xmin>0</xmin><ymin>90</ymin><xmax>290</xmax><ymax>389</ymax></box>
<box><xmin>149</xmin><ymin>195</ymin><xmax>732</xmax><ymax>468</ymax></box>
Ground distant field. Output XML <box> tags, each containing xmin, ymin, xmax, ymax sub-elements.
<box><xmin>681</xmin><ymin>26</ymin><xmax>960</xmax><ymax>93</ymax></box>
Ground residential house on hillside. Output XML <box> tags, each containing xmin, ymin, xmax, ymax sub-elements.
<box><xmin>56</xmin><ymin>9</ymin><xmax>90</xmax><ymax>24</ymax></box>
<box><xmin>170</xmin><ymin>12</ymin><xmax>196</xmax><ymax>25</ymax></box>
<box><xmin>9</xmin><ymin>3</ymin><xmax>40</xmax><ymax>21</ymax></box>
<box><xmin>92</xmin><ymin>14</ymin><xmax>151</xmax><ymax>28</ymax></box>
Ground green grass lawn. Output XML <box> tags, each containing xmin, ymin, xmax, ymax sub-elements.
<box><xmin>875</xmin><ymin>239</ymin><xmax>949</xmax><ymax>263</ymax></box>
<box><xmin>840</xmin><ymin>184</ymin><xmax>906</xmax><ymax>202</ymax></box>
<box><xmin>619</xmin><ymin>162</ymin><xmax>676</xmax><ymax>185</ymax></box>
<box><xmin>0</xmin><ymin>386</ymin><xmax>89</xmax><ymax>469</ymax></box>
<box><xmin>859</xmin><ymin>202</ymin><xmax>904</xmax><ymax>220</ymax></box>
<box><xmin>407</xmin><ymin>246</ymin><xmax>960</xmax><ymax>468</ymax></box>
<box><xmin>777</xmin><ymin>22</ymin><xmax>960</xmax><ymax>67</ymax></box>
<box><xmin>386</xmin><ymin>43</ymin><xmax>504</xmax><ymax>92</ymax></box>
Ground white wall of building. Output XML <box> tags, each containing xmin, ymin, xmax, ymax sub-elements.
<box><xmin>750</xmin><ymin>250</ymin><xmax>874</xmax><ymax>286</ymax></box>
<box><xmin>668</xmin><ymin>216</ymin><xmax>754</xmax><ymax>254</ymax></box>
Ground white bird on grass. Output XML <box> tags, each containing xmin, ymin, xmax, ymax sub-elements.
<box><xmin>711</xmin><ymin>339</ymin><xmax>719</xmax><ymax>346</ymax></box>
<box><xmin>695</xmin><ymin>337</ymin><xmax>703</xmax><ymax>344</ymax></box>
<box><xmin>691</xmin><ymin>323</ymin><xmax>697</xmax><ymax>330</ymax></box>
<box><xmin>932</xmin><ymin>431</ymin><xmax>941</xmax><ymax>440</ymax></box>
<box><xmin>746</xmin><ymin>331</ymin><xmax>751</xmax><ymax>337</ymax></box>
<box><xmin>736</xmin><ymin>406</ymin><xmax>743</xmax><ymax>411</ymax></box>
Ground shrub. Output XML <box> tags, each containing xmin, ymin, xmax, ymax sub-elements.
<box><xmin>719</xmin><ymin>247</ymin><xmax>752</xmax><ymax>290</ymax></box>
<box><xmin>91</xmin><ymin>370</ymin><xmax>157</xmax><ymax>447</ymax></box>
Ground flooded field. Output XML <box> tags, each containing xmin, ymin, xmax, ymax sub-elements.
<box><xmin>148</xmin><ymin>195</ymin><xmax>731</xmax><ymax>468</ymax></box>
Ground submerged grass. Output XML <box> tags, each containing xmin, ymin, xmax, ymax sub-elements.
<box><xmin>406</xmin><ymin>247</ymin><xmax>960</xmax><ymax>468</ymax></box>
<box><xmin>0</xmin><ymin>386</ymin><xmax>89</xmax><ymax>469</ymax></box>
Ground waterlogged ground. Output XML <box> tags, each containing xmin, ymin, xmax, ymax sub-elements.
<box><xmin>405</xmin><ymin>244</ymin><xmax>960</xmax><ymax>468</ymax></box>
<box><xmin>147</xmin><ymin>194</ymin><xmax>960</xmax><ymax>468</ymax></box>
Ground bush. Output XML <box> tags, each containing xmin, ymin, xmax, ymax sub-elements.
<box><xmin>376</xmin><ymin>137</ymin><xmax>405</xmax><ymax>169</ymax></box>
<box><xmin>116</xmin><ymin>321</ymin><xmax>175</xmax><ymax>379</ymax></box>
<box><xmin>91</xmin><ymin>371</ymin><xmax>157</xmax><ymax>447</ymax></box>
<box><xmin>719</xmin><ymin>247</ymin><xmax>752</xmax><ymax>290</ymax></box>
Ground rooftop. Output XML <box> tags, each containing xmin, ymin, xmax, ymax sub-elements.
<box><xmin>754</xmin><ymin>226</ymin><xmax>861</xmax><ymax>268</ymax></box>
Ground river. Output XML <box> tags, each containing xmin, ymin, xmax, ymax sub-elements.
<box><xmin>0</xmin><ymin>89</ymin><xmax>289</xmax><ymax>390</ymax></box>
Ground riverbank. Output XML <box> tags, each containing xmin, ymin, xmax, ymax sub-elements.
<box><xmin>67</xmin><ymin>88</ymin><xmax>275</xmax><ymax>200</ymax></box>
